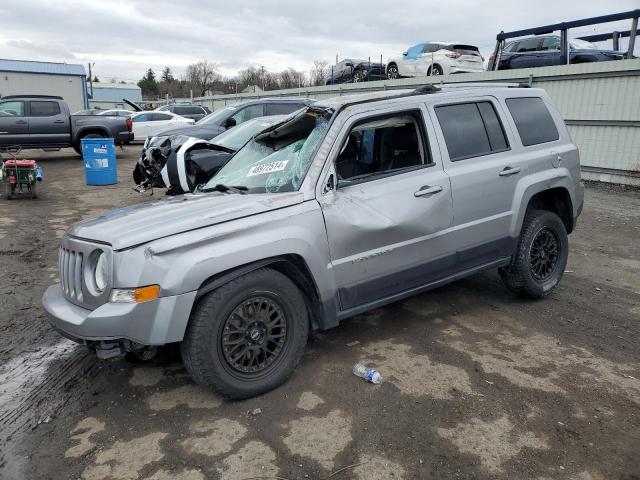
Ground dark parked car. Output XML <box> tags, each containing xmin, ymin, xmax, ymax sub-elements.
<box><xmin>325</xmin><ymin>59</ymin><xmax>386</xmax><ymax>84</ymax></box>
<box><xmin>493</xmin><ymin>35</ymin><xmax>625</xmax><ymax>69</ymax></box>
<box><xmin>157</xmin><ymin>97</ymin><xmax>314</xmax><ymax>140</ymax></box>
<box><xmin>0</xmin><ymin>95</ymin><xmax>133</xmax><ymax>154</ymax></box>
<box><xmin>156</xmin><ymin>104</ymin><xmax>211</xmax><ymax>121</ymax></box>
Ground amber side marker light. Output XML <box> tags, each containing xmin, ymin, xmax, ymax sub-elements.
<box><xmin>110</xmin><ymin>285</ymin><xmax>160</xmax><ymax>303</ymax></box>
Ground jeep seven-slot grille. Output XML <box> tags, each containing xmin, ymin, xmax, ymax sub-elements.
<box><xmin>59</xmin><ymin>248</ymin><xmax>83</xmax><ymax>302</ymax></box>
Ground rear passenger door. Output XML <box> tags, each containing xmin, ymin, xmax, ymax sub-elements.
<box><xmin>28</xmin><ymin>100</ymin><xmax>70</xmax><ymax>144</ymax></box>
<box><xmin>318</xmin><ymin>107</ymin><xmax>453</xmax><ymax>311</ymax></box>
<box><xmin>431</xmin><ymin>98</ymin><xmax>527</xmax><ymax>262</ymax></box>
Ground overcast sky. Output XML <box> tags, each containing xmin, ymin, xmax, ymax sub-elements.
<box><xmin>0</xmin><ymin>0</ymin><xmax>637</xmax><ymax>83</ymax></box>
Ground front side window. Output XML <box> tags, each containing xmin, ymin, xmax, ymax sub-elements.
<box><xmin>205</xmin><ymin>108</ymin><xmax>331</xmax><ymax>194</ymax></box>
<box><xmin>506</xmin><ymin>97</ymin><xmax>559</xmax><ymax>146</ymax></box>
<box><xmin>231</xmin><ymin>104</ymin><xmax>265</xmax><ymax>124</ymax></box>
<box><xmin>0</xmin><ymin>101</ymin><xmax>25</xmax><ymax>116</ymax></box>
<box><xmin>540</xmin><ymin>37</ymin><xmax>560</xmax><ymax>51</ymax></box>
<box><xmin>30</xmin><ymin>101</ymin><xmax>61</xmax><ymax>117</ymax></box>
<box><xmin>266</xmin><ymin>103</ymin><xmax>304</xmax><ymax>116</ymax></box>
<box><xmin>515</xmin><ymin>38</ymin><xmax>541</xmax><ymax>52</ymax></box>
<box><xmin>435</xmin><ymin>101</ymin><xmax>509</xmax><ymax>161</ymax></box>
<box><xmin>335</xmin><ymin>112</ymin><xmax>429</xmax><ymax>185</ymax></box>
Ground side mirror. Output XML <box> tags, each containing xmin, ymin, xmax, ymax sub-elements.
<box><xmin>402</xmin><ymin>51</ymin><xmax>408</xmax><ymax>56</ymax></box>
<box><xmin>323</xmin><ymin>173</ymin><xmax>336</xmax><ymax>194</ymax></box>
<box><xmin>224</xmin><ymin>117</ymin><xmax>236</xmax><ymax>129</ymax></box>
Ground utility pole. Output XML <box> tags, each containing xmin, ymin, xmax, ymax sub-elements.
<box><xmin>87</xmin><ymin>62</ymin><xmax>95</xmax><ymax>98</ymax></box>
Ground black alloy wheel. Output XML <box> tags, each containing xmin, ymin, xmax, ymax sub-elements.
<box><xmin>221</xmin><ymin>296</ymin><xmax>287</xmax><ymax>374</ymax></box>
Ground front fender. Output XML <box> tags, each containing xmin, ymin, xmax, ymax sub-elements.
<box><xmin>113</xmin><ymin>201</ymin><xmax>334</xmax><ymax>302</ymax></box>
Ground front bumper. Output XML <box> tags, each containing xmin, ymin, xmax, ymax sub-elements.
<box><xmin>42</xmin><ymin>284</ymin><xmax>197</xmax><ymax>345</ymax></box>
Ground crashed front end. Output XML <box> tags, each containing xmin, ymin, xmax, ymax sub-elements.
<box><xmin>133</xmin><ymin>135</ymin><xmax>229</xmax><ymax>195</ymax></box>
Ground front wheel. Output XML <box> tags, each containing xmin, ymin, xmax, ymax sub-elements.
<box><xmin>499</xmin><ymin>210</ymin><xmax>568</xmax><ymax>299</ymax></box>
<box><xmin>352</xmin><ymin>69</ymin><xmax>367</xmax><ymax>82</ymax></box>
<box><xmin>387</xmin><ymin>64</ymin><xmax>400</xmax><ymax>79</ymax></box>
<box><xmin>181</xmin><ymin>268</ymin><xmax>309</xmax><ymax>399</ymax></box>
<box><xmin>429</xmin><ymin>64</ymin><xmax>444</xmax><ymax>76</ymax></box>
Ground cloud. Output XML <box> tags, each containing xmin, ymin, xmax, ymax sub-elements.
<box><xmin>0</xmin><ymin>0</ymin><xmax>637</xmax><ymax>82</ymax></box>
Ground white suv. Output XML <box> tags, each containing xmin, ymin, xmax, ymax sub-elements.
<box><xmin>387</xmin><ymin>42</ymin><xmax>484</xmax><ymax>78</ymax></box>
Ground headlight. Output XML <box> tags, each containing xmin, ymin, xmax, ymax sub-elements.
<box><xmin>94</xmin><ymin>252</ymin><xmax>108</xmax><ymax>292</ymax></box>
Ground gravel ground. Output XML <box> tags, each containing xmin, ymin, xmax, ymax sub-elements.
<box><xmin>0</xmin><ymin>146</ymin><xmax>639</xmax><ymax>480</ymax></box>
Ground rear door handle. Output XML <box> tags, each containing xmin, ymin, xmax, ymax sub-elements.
<box><xmin>499</xmin><ymin>166</ymin><xmax>521</xmax><ymax>177</ymax></box>
<box><xmin>414</xmin><ymin>185</ymin><xmax>443</xmax><ymax>197</ymax></box>
<box><xmin>15</xmin><ymin>120</ymin><xmax>27</xmax><ymax>125</ymax></box>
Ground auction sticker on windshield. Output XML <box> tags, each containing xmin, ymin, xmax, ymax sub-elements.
<box><xmin>247</xmin><ymin>160</ymin><xmax>289</xmax><ymax>176</ymax></box>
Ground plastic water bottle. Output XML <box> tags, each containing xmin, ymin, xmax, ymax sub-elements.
<box><xmin>352</xmin><ymin>363</ymin><xmax>383</xmax><ymax>384</ymax></box>
<box><xmin>35</xmin><ymin>166</ymin><xmax>44</xmax><ymax>182</ymax></box>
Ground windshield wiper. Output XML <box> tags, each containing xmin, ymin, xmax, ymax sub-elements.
<box><xmin>199</xmin><ymin>183</ymin><xmax>248</xmax><ymax>194</ymax></box>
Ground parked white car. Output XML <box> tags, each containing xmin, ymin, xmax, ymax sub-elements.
<box><xmin>387</xmin><ymin>42</ymin><xmax>484</xmax><ymax>78</ymax></box>
<box><xmin>97</xmin><ymin>109</ymin><xmax>134</xmax><ymax>117</ymax></box>
<box><xmin>130</xmin><ymin>111</ymin><xmax>195</xmax><ymax>141</ymax></box>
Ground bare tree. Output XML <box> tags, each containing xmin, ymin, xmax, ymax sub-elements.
<box><xmin>278</xmin><ymin>68</ymin><xmax>307</xmax><ymax>89</ymax></box>
<box><xmin>184</xmin><ymin>61</ymin><xmax>220</xmax><ymax>96</ymax></box>
<box><xmin>310</xmin><ymin>60</ymin><xmax>328</xmax><ymax>86</ymax></box>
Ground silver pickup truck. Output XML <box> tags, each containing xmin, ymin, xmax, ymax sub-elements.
<box><xmin>43</xmin><ymin>84</ymin><xmax>584</xmax><ymax>399</ymax></box>
<box><xmin>0</xmin><ymin>95</ymin><xmax>133</xmax><ymax>153</ymax></box>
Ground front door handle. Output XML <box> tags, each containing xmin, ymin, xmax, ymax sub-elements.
<box><xmin>499</xmin><ymin>166</ymin><xmax>521</xmax><ymax>177</ymax></box>
<box><xmin>54</xmin><ymin>120</ymin><xmax>65</xmax><ymax>124</ymax></box>
<box><xmin>15</xmin><ymin>120</ymin><xmax>27</xmax><ymax>125</ymax></box>
<box><xmin>414</xmin><ymin>185</ymin><xmax>443</xmax><ymax>197</ymax></box>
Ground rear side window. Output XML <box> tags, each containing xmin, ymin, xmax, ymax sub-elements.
<box><xmin>30</xmin><ymin>101</ymin><xmax>61</xmax><ymax>117</ymax></box>
<box><xmin>506</xmin><ymin>97</ymin><xmax>559</xmax><ymax>146</ymax></box>
<box><xmin>435</xmin><ymin>102</ymin><xmax>509</xmax><ymax>161</ymax></box>
<box><xmin>266</xmin><ymin>103</ymin><xmax>304</xmax><ymax>115</ymax></box>
<box><xmin>175</xmin><ymin>106</ymin><xmax>204</xmax><ymax>115</ymax></box>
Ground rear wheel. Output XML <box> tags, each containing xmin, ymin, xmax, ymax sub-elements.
<box><xmin>499</xmin><ymin>210</ymin><xmax>568</xmax><ymax>299</ymax></box>
<box><xmin>353</xmin><ymin>69</ymin><xmax>367</xmax><ymax>82</ymax></box>
<box><xmin>73</xmin><ymin>133</ymin><xmax>105</xmax><ymax>155</ymax></box>
<box><xmin>181</xmin><ymin>268</ymin><xmax>309</xmax><ymax>399</ymax></box>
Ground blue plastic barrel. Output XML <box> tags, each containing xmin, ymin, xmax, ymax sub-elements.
<box><xmin>81</xmin><ymin>138</ymin><xmax>117</xmax><ymax>186</ymax></box>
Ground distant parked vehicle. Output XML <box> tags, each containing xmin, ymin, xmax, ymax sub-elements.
<box><xmin>387</xmin><ymin>42</ymin><xmax>484</xmax><ymax>78</ymax></box>
<box><xmin>97</xmin><ymin>109</ymin><xmax>134</xmax><ymax>117</ymax></box>
<box><xmin>157</xmin><ymin>97</ymin><xmax>315</xmax><ymax>141</ymax></box>
<box><xmin>325</xmin><ymin>59</ymin><xmax>386</xmax><ymax>84</ymax></box>
<box><xmin>492</xmin><ymin>35</ymin><xmax>626</xmax><ymax>70</ymax></box>
<box><xmin>156</xmin><ymin>104</ymin><xmax>211</xmax><ymax>121</ymax></box>
<box><xmin>0</xmin><ymin>95</ymin><xmax>133</xmax><ymax>154</ymax></box>
<box><xmin>130</xmin><ymin>111</ymin><xmax>194</xmax><ymax>141</ymax></box>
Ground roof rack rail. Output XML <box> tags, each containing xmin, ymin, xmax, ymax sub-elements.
<box><xmin>1</xmin><ymin>94</ymin><xmax>64</xmax><ymax>100</ymax></box>
<box><xmin>411</xmin><ymin>84</ymin><xmax>442</xmax><ymax>95</ymax></box>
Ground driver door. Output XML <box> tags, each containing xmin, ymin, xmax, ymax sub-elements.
<box><xmin>317</xmin><ymin>106</ymin><xmax>453</xmax><ymax>310</ymax></box>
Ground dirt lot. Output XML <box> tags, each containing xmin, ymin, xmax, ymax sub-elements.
<box><xmin>0</xmin><ymin>146</ymin><xmax>639</xmax><ymax>480</ymax></box>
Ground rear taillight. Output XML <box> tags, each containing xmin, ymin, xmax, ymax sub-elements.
<box><xmin>446</xmin><ymin>52</ymin><xmax>461</xmax><ymax>59</ymax></box>
<box><xmin>126</xmin><ymin>117</ymin><xmax>132</xmax><ymax>131</ymax></box>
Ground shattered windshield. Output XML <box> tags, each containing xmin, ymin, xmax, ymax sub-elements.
<box><xmin>204</xmin><ymin>109</ymin><xmax>332</xmax><ymax>194</ymax></box>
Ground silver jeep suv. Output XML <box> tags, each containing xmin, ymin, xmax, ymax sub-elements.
<box><xmin>43</xmin><ymin>84</ymin><xmax>584</xmax><ymax>399</ymax></box>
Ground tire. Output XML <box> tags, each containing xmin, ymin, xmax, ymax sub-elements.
<box><xmin>430</xmin><ymin>64</ymin><xmax>443</xmax><ymax>76</ymax></box>
<box><xmin>181</xmin><ymin>268</ymin><xmax>309</xmax><ymax>399</ymax></box>
<box><xmin>4</xmin><ymin>183</ymin><xmax>12</xmax><ymax>200</ymax></box>
<box><xmin>73</xmin><ymin>133</ymin><xmax>105</xmax><ymax>155</ymax></box>
<box><xmin>387</xmin><ymin>64</ymin><xmax>400</xmax><ymax>79</ymax></box>
<box><xmin>353</xmin><ymin>69</ymin><xmax>367</xmax><ymax>83</ymax></box>
<box><xmin>30</xmin><ymin>182</ymin><xmax>37</xmax><ymax>199</ymax></box>
<box><xmin>499</xmin><ymin>210</ymin><xmax>568</xmax><ymax>299</ymax></box>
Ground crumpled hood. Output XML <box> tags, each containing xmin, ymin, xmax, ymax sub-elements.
<box><xmin>157</xmin><ymin>124</ymin><xmax>225</xmax><ymax>140</ymax></box>
<box><xmin>68</xmin><ymin>191</ymin><xmax>304</xmax><ymax>250</ymax></box>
